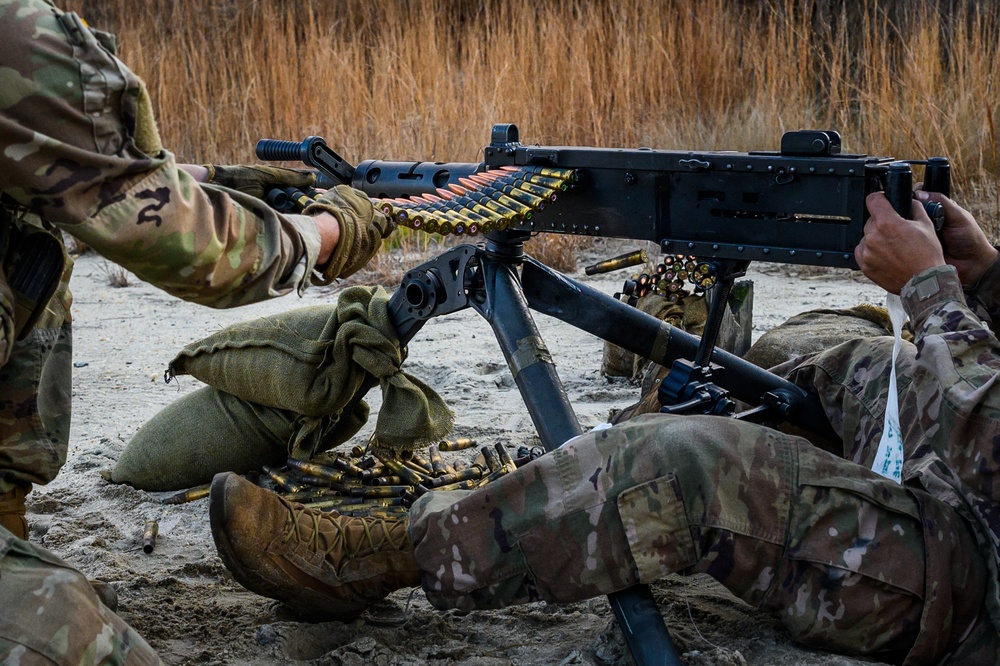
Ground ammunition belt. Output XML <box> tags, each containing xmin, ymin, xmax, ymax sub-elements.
<box><xmin>268</xmin><ymin>167</ymin><xmax>577</xmax><ymax>238</ymax></box>
<box><xmin>375</xmin><ymin>167</ymin><xmax>576</xmax><ymax>237</ymax></box>
<box><xmin>615</xmin><ymin>255</ymin><xmax>718</xmax><ymax>306</ymax></box>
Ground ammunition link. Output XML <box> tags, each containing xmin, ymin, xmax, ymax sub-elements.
<box><xmin>374</xmin><ymin>167</ymin><xmax>575</xmax><ymax>237</ymax></box>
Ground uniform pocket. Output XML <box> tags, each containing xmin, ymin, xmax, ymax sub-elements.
<box><xmin>55</xmin><ymin>11</ymin><xmax>137</xmax><ymax>155</ymax></box>
<box><xmin>790</xmin><ymin>459</ymin><xmax>925</xmax><ymax>597</ymax></box>
<box><xmin>616</xmin><ymin>474</ymin><xmax>697</xmax><ymax>584</ymax></box>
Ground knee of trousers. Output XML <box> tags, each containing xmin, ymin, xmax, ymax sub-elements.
<box><xmin>409</xmin><ymin>414</ymin><xmax>797</xmax><ymax>609</ymax></box>
<box><xmin>614</xmin><ymin>414</ymin><xmax>797</xmax><ymax>516</ymax></box>
<box><xmin>0</xmin><ymin>534</ymin><xmax>160</xmax><ymax>663</ymax></box>
<box><xmin>905</xmin><ymin>492</ymin><xmax>990</xmax><ymax>665</ymax></box>
<box><xmin>613</xmin><ymin>415</ymin><xmax>797</xmax><ymax>580</ymax></box>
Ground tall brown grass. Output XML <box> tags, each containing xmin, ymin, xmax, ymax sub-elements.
<box><xmin>67</xmin><ymin>0</ymin><xmax>1000</xmax><ymax>265</ymax></box>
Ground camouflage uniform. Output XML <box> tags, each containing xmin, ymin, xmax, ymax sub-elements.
<box><xmin>0</xmin><ymin>0</ymin><xmax>329</xmax><ymax>659</ymax></box>
<box><xmin>0</xmin><ymin>526</ymin><xmax>160</xmax><ymax>664</ymax></box>
<box><xmin>0</xmin><ymin>0</ymin><xmax>327</xmax><ymax>493</ymax></box>
<box><xmin>409</xmin><ymin>264</ymin><xmax>1000</xmax><ymax>664</ymax></box>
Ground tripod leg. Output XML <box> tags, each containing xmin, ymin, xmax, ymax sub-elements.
<box><xmin>610</xmin><ymin>586</ymin><xmax>685</xmax><ymax>666</ymax></box>
<box><xmin>520</xmin><ymin>258</ymin><xmax>833</xmax><ymax>435</ymax></box>
<box><xmin>471</xmin><ymin>256</ymin><xmax>684</xmax><ymax>666</ymax></box>
<box><xmin>471</xmin><ymin>257</ymin><xmax>581</xmax><ymax>452</ymax></box>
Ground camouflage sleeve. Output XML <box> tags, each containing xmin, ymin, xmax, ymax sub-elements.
<box><xmin>902</xmin><ymin>265</ymin><xmax>995</xmax><ymax>339</ymax></box>
<box><xmin>0</xmin><ymin>0</ymin><xmax>323</xmax><ymax>308</ymax></box>
<box><xmin>962</xmin><ymin>248</ymin><xmax>1000</xmax><ymax>336</ymax></box>
<box><xmin>900</xmin><ymin>265</ymin><xmax>1000</xmax><ymax>457</ymax></box>
<box><xmin>64</xmin><ymin>153</ymin><xmax>324</xmax><ymax>308</ymax></box>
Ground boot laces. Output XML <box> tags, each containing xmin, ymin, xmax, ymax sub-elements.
<box><xmin>283</xmin><ymin>503</ymin><xmax>408</xmax><ymax>564</ymax></box>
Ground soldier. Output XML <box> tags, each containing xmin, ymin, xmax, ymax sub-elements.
<box><xmin>210</xmin><ymin>187</ymin><xmax>1000</xmax><ymax>665</ymax></box>
<box><xmin>0</xmin><ymin>0</ymin><xmax>392</xmax><ymax>662</ymax></box>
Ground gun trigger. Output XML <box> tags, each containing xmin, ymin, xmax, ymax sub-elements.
<box><xmin>775</xmin><ymin>173</ymin><xmax>795</xmax><ymax>185</ymax></box>
<box><xmin>679</xmin><ymin>158</ymin><xmax>710</xmax><ymax>171</ymax></box>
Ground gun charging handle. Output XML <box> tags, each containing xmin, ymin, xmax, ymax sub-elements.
<box><xmin>885</xmin><ymin>162</ymin><xmax>946</xmax><ymax>230</ymax></box>
<box><xmin>255</xmin><ymin>136</ymin><xmax>356</xmax><ymax>186</ymax></box>
<box><xmin>885</xmin><ymin>162</ymin><xmax>915</xmax><ymax>219</ymax></box>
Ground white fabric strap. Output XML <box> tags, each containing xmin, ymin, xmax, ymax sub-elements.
<box><xmin>871</xmin><ymin>293</ymin><xmax>906</xmax><ymax>483</ymax></box>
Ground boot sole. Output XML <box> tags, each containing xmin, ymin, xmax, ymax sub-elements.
<box><xmin>208</xmin><ymin>473</ymin><xmax>246</xmax><ymax>584</ymax></box>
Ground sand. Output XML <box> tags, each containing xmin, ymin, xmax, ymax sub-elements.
<box><xmin>29</xmin><ymin>240</ymin><xmax>889</xmax><ymax>665</ymax></box>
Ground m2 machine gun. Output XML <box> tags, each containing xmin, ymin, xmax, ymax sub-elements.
<box><xmin>258</xmin><ymin>126</ymin><xmax>950</xmax><ymax>666</ymax></box>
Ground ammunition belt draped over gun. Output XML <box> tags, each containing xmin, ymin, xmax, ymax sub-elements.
<box><xmin>258</xmin><ymin>125</ymin><xmax>950</xmax><ymax>666</ymax></box>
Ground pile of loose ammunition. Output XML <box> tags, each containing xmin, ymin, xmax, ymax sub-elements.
<box><xmin>162</xmin><ymin>438</ymin><xmax>544</xmax><ymax>517</ymax></box>
<box><xmin>374</xmin><ymin>166</ymin><xmax>577</xmax><ymax>237</ymax></box>
<box><xmin>615</xmin><ymin>255</ymin><xmax>718</xmax><ymax>306</ymax></box>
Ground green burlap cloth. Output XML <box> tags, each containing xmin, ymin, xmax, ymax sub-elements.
<box><xmin>165</xmin><ymin>285</ymin><xmax>453</xmax><ymax>458</ymax></box>
<box><xmin>111</xmin><ymin>385</ymin><xmax>369</xmax><ymax>491</ymax></box>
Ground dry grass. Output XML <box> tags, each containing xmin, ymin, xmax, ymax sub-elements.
<box><xmin>66</xmin><ymin>0</ymin><xmax>1000</xmax><ymax>277</ymax></box>
<box><xmin>99</xmin><ymin>260</ymin><xmax>131</xmax><ymax>288</ymax></box>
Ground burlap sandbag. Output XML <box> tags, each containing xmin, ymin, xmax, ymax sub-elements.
<box><xmin>742</xmin><ymin>303</ymin><xmax>901</xmax><ymax>371</ymax></box>
<box><xmin>111</xmin><ymin>386</ymin><xmax>368</xmax><ymax>491</ymax></box>
<box><xmin>166</xmin><ymin>286</ymin><xmax>453</xmax><ymax>456</ymax></box>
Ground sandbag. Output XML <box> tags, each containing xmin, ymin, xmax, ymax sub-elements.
<box><xmin>111</xmin><ymin>385</ymin><xmax>370</xmax><ymax>491</ymax></box>
<box><xmin>166</xmin><ymin>286</ymin><xmax>453</xmax><ymax>455</ymax></box>
<box><xmin>743</xmin><ymin>303</ymin><xmax>899</xmax><ymax>371</ymax></box>
<box><xmin>166</xmin><ymin>304</ymin><xmax>345</xmax><ymax>416</ymax></box>
<box><xmin>613</xmin><ymin>303</ymin><xmax>899</xmax><ymax>425</ymax></box>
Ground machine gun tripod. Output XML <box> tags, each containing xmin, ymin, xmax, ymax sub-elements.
<box><xmin>371</xmin><ymin>231</ymin><xmax>831</xmax><ymax>666</ymax></box>
<box><xmin>260</xmin><ymin>124</ymin><xmax>951</xmax><ymax>666</ymax></box>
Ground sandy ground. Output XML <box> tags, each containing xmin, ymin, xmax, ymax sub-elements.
<box><xmin>28</xmin><ymin>239</ymin><xmax>892</xmax><ymax>666</ymax></box>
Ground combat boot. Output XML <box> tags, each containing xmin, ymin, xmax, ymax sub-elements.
<box><xmin>0</xmin><ymin>483</ymin><xmax>30</xmax><ymax>539</ymax></box>
<box><xmin>209</xmin><ymin>472</ymin><xmax>422</xmax><ymax>621</ymax></box>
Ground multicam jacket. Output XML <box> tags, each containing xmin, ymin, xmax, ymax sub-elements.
<box><xmin>891</xmin><ymin>263</ymin><xmax>1000</xmax><ymax>638</ymax></box>
<box><xmin>0</xmin><ymin>0</ymin><xmax>325</xmax><ymax>491</ymax></box>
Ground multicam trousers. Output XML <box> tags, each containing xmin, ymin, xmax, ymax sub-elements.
<box><xmin>410</xmin><ymin>334</ymin><xmax>1000</xmax><ymax>665</ymax></box>
<box><xmin>0</xmin><ymin>248</ymin><xmax>73</xmax><ymax>495</ymax></box>
<box><xmin>0</xmin><ymin>526</ymin><xmax>161</xmax><ymax>664</ymax></box>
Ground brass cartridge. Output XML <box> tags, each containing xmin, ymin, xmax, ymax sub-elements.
<box><xmin>584</xmin><ymin>249</ymin><xmax>648</xmax><ymax>276</ymax></box>
<box><xmin>262</xmin><ymin>465</ymin><xmax>306</xmax><ymax>493</ymax></box>
<box><xmin>438</xmin><ymin>437</ymin><xmax>477</xmax><ymax>452</ymax></box>
<box><xmin>142</xmin><ymin>520</ymin><xmax>158</xmax><ymax>554</ymax></box>
<box><xmin>286</xmin><ymin>458</ymin><xmax>347</xmax><ymax>484</ymax></box>
<box><xmin>480</xmin><ymin>446</ymin><xmax>501</xmax><ymax>473</ymax></box>
<box><xmin>430</xmin><ymin>465</ymin><xmax>485</xmax><ymax>488</ymax></box>
<box><xmin>349</xmin><ymin>485</ymin><xmax>409</xmax><ymax>499</ymax></box>
<box><xmin>428</xmin><ymin>444</ymin><xmax>447</xmax><ymax>477</ymax></box>
<box><xmin>384</xmin><ymin>458</ymin><xmax>429</xmax><ymax>486</ymax></box>
<box><xmin>161</xmin><ymin>483</ymin><xmax>211</xmax><ymax>505</ymax></box>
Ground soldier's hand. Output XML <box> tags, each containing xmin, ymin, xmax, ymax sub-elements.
<box><xmin>915</xmin><ymin>189</ymin><xmax>998</xmax><ymax>287</ymax></box>
<box><xmin>305</xmin><ymin>185</ymin><xmax>396</xmax><ymax>283</ymax></box>
<box><xmin>856</xmin><ymin>192</ymin><xmax>945</xmax><ymax>294</ymax></box>
<box><xmin>203</xmin><ymin>165</ymin><xmax>316</xmax><ymax>200</ymax></box>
